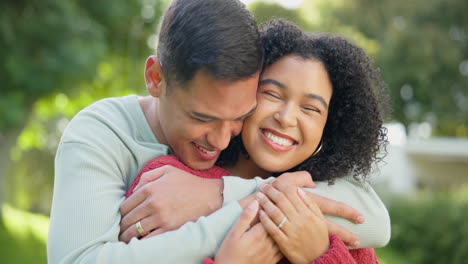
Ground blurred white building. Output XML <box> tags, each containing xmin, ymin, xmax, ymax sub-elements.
<box><xmin>371</xmin><ymin>123</ymin><xmax>468</xmax><ymax>195</ymax></box>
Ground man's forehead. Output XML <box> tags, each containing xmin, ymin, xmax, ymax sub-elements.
<box><xmin>179</xmin><ymin>71</ymin><xmax>258</xmax><ymax>120</ymax></box>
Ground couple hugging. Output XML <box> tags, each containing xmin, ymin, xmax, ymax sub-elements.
<box><xmin>48</xmin><ymin>0</ymin><xmax>391</xmax><ymax>263</ymax></box>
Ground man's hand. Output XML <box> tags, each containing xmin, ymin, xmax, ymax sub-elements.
<box><xmin>119</xmin><ymin>165</ymin><xmax>223</xmax><ymax>242</ymax></box>
<box><xmin>271</xmin><ymin>172</ymin><xmax>364</xmax><ymax>248</ymax></box>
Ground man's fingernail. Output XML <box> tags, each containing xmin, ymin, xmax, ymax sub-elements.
<box><xmin>352</xmin><ymin>240</ymin><xmax>360</xmax><ymax>248</ymax></box>
<box><xmin>356</xmin><ymin>215</ymin><xmax>365</xmax><ymax>224</ymax></box>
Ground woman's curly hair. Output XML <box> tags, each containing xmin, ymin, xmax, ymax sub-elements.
<box><xmin>217</xmin><ymin>19</ymin><xmax>390</xmax><ymax>183</ymax></box>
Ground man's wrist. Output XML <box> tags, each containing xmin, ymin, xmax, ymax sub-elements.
<box><xmin>206</xmin><ymin>178</ymin><xmax>224</xmax><ymax>212</ymax></box>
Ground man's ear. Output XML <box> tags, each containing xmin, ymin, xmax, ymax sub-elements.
<box><xmin>145</xmin><ymin>56</ymin><xmax>165</xmax><ymax>98</ymax></box>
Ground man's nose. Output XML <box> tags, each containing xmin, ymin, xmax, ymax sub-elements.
<box><xmin>208</xmin><ymin>121</ymin><xmax>241</xmax><ymax>151</ymax></box>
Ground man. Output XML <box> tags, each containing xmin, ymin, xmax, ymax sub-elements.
<box><xmin>48</xmin><ymin>0</ymin><xmax>389</xmax><ymax>263</ymax></box>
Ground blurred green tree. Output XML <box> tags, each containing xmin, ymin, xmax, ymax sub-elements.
<box><xmin>329</xmin><ymin>0</ymin><xmax>468</xmax><ymax>136</ymax></box>
<box><xmin>0</xmin><ymin>0</ymin><xmax>168</xmax><ymax>214</ymax></box>
<box><xmin>250</xmin><ymin>0</ymin><xmax>468</xmax><ymax>136</ymax></box>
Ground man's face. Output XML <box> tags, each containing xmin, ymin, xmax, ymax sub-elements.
<box><xmin>157</xmin><ymin>69</ymin><xmax>258</xmax><ymax>170</ymax></box>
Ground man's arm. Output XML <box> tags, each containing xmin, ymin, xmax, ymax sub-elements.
<box><xmin>221</xmin><ymin>175</ymin><xmax>391</xmax><ymax>248</ymax></box>
<box><xmin>48</xmin><ymin>142</ymin><xmax>242</xmax><ymax>264</ymax></box>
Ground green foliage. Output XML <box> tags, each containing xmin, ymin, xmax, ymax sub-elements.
<box><xmin>249</xmin><ymin>2</ymin><xmax>309</xmax><ymax>29</ymax></box>
<box><xmin>385</xmin><ymin>189</ymin><xmax>468</xmax><ymax>263</ymax></box>
<box><xmin>1</xmin><ymin>0</ymin><xmax>170</xmax><ymax>213</ymax></box>
<box><xmin>250</xmin><ymin>0</ymin><xmax>468</xmax><ymax>136</ymax></box>
<box><xmin>6</xmin><ymin>57</ymin><xmax>148</xmax><ymax>213</ymax></box>
<box><xmin>329</xmin><ymin>0</ymin><xmax>468</xmax><ymax>136</ymax></box>
<box><xmin>0</xmin><ymin>0</ymin><xmax>166</xmax><ymax>132</ymax></box>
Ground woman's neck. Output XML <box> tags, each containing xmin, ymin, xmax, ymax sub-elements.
<box><xmin>225</xmin><ymin>153</ymin><xmax>271</xmax><ymax>180</ymax></box>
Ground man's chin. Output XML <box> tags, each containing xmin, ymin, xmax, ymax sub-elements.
<box><xmin>183</xmin><ymin>157</ymin><xmax>218</xmax><ymax>171</ymax></box>
<box><xmin>186</xmin><ymin>162</ymin><xmax>216</xmax><ymax>171</ymax></box>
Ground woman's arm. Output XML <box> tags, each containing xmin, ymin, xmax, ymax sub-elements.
<box><xmin>313</xmin><ymin>235</ymin><xmax>378</xmax><ymax>264</ymax></box>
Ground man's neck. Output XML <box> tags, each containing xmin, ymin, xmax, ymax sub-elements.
<box><xmin>226</xmin><ymin>153</ymin><xmax>270</xmax><ymax>180</ymax></box>
<box><xmin>138</xmin><ymin>96</ymin><xmax>167</xmax><ymax>145</ymax></box>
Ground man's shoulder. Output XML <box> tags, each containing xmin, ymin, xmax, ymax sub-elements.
<box><xmin>60</xmin><ymin>95</ymin><xmax>143</xmax><ymax>145</ymax></box>
<box><xmin>80</xmin><ymin>95</ymin><xmax>138</xmax><ymax>120</ymax></box>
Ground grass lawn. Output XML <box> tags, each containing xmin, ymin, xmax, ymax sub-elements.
<box><xmin>0</xmin><ymin>205</ymin><xmax>48</xmax><ymax>264</ymax></box>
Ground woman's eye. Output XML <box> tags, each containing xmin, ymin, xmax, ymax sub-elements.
<box><xmin>264</xmin><ymin>91</ymin><xmax>281</xmax><ymax>99</ymax></box>
<box><xmin>303</xmin><ymin>106</ymin><xmax>321</xmax><ymax>113</ymax></box>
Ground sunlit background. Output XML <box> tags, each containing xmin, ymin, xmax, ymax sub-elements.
<box><xmin>1</xmin><ymin>0</ymin><xmax>467</xmax><ymax>263</ymax></box>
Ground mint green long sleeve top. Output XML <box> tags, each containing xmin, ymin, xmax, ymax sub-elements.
<box><xmin>48</xmin><ymin>95</ymin><xmax>390</xmax><ymax>264</ymax></box>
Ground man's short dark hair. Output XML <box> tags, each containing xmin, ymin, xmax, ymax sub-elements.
<box><xmin>157</xmin><ymin>0</ymin><xmax>263</xmax><ymax>90</ymax></box>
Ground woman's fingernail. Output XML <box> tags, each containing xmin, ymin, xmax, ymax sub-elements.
<box><xmin>297</xmin><ymin>188</ymin><xmax>306</xmax><ymax>196</ymax></box>
<box><xmin>256</xmin><ymin>192</ymin><xmax>266</xmax><ymax>200</ymax></box>
<box><xmin>247</xmin><ymin>200</ymin><xmax>259</xmax><ymax>211</ymax></box>
<box><xmin>356</xmin><ymin>215</ymin><xmax>365</xmax><ymax>224</ymax></box>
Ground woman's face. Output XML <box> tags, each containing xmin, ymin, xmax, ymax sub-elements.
<box><xmin>241</xmin><ymin>55</ymin><xmax>333</xmax><ymax>173</ymax></box>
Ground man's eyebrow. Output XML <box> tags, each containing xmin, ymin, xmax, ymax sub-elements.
<box><xmin>260</xmin><ymin>78</ymin><xmax>329</xmax><ymax>109</ymax></box>
<box><xmin>235</xmin><ymin>105</ymin><xmax>257</xmax><ymax>120</ymax></box>
<box><xmin>192</xmin><ymin>112</ymin><xmax>218</xmax><ymax>120</ymax></box>
<box><xmin>192</xmin><ymin>105</ymin><xmax>257</xmax><ymax>121</ymax></box>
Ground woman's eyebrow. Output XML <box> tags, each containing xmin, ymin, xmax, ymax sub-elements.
<box><xmin>305</xmin><ymin>93</ymin><xmax>328</xmax><ymax>109</ymax></box>
<box><xmin>259</xmin><ymin>79</ymin><xmax>286</xmax><ymax>89</ymax></box>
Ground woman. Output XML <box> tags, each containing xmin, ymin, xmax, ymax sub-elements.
<box><xmin>127</xmin><ymin>19</ymin><xmax>389</xmax><ymax>263</ymax></box>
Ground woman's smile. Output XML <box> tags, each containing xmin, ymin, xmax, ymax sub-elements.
<box><xmin>259</xmin><ymin>128</ymin><xmax>297</xmax><ymax>152</ymax></box>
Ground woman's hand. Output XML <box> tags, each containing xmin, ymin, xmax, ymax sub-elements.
<box><xmin>273</xmin><ymin>173</ymin><xmax>363</xmax><ymax>247</ymax></box>
<box><xmin>257</xmin><ymin>184</ymin><xmax>329</xmax><ymax>264</ymax></box>
<box><xmin>215</xmin><ymin>200</ymin><xmax>282</xmax><ymax>264</ymax></box>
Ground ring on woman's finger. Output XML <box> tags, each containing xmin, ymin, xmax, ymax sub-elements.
<box><xmin>136</xmin><ymin>221</ymin><xmax>146</xmax><ymax>236</ymax></box>
<box><xmin>277</xmin><ymin>216</ymin><xmax>287</xmax><ymax>229</ymax></box>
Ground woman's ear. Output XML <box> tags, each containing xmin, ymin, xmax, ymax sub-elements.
<box><xmin>144</xmin><ymin>56</ymin><xmax>164</xmax><ymax>98</ymax></box>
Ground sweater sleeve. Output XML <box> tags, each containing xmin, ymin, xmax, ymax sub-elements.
<box><xmin>202</xmin><ymin>258</ymin><xmax>216</xmax><ymax>264</ymax></box>
<box><xmin>312</xmin><ymin>234</ymin><xmax>378</xmax><ymax>264</ymax></box>
<box><xmin>313</xmin><ymin>235</ymin><xmax>378</xmax><ymax>264</ymax></box>
<box><xmin>221</xmin><ymin>176</ymin><xmax>391</xmax><ymax>248</ymax></box>
<box><xmin>48</xmin><ymin>142</ymin><xmax>242</xmax><ymax>264</ymax></box>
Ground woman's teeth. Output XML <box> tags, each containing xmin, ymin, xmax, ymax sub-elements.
<box><xmin>262</xmin><ymin>130</ymin><xmax>294</xmax><ymax>147</ymax></box>
<box><xmin>196</xmin><ymin>144</ymin><xmax>216</xmax><ymax>155</ymax></box>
